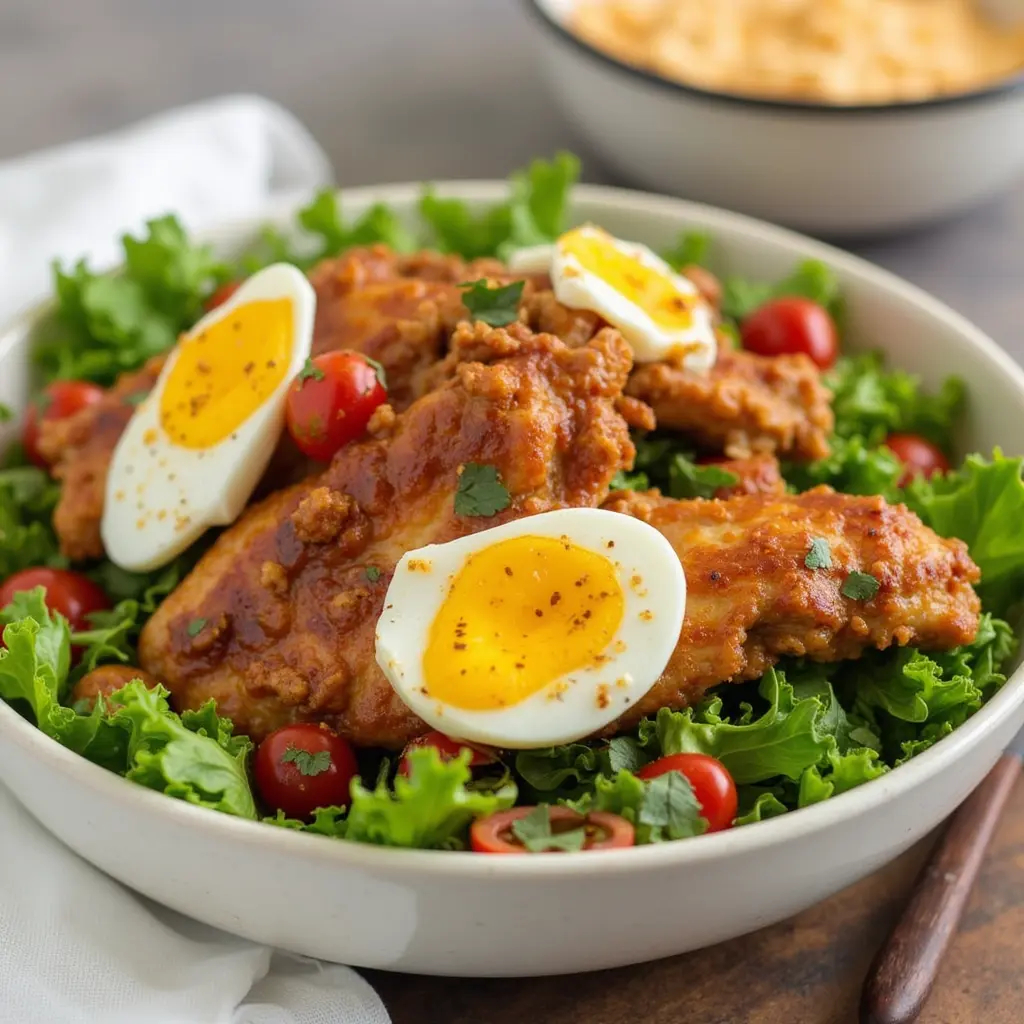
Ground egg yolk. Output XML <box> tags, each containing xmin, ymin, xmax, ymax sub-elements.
<box><xmin>559</xmin><ymin>226</ymin><xmax>697</xmax><ymax>330</ymax></box>
<box><xmin>160</xmin><ymin>298</ymin><xmax>293</xmax><ymax>449</ymax></box>
<box><xmin>422</xmin><ymin>535</ymin><xmax>625</xmax><ymax>711</ymax></box>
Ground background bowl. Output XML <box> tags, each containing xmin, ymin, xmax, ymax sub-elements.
<box><xmin>2</xmin><ymin>182</ymin><xmax>1024</xmax><ymax>977</ymax></box>
<box><xmin>525</xmin><ymin>0</ymin><xmax>1024</xmax><ymax>238</ymax></box>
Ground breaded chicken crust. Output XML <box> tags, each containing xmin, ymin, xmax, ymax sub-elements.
<box><xmin>138</xmin><ymin>323</ymin><xmax>638</xmax><ymax>746</ymax></box>
<box><xmin>601</xmin><ymin>488</ymin><xmax>981</xmax><ymax>730</ymax></box>
<box><xmin>627</xmin><ymin>349</ymin><xmax>834</xmax><ymax>460</ymax></box>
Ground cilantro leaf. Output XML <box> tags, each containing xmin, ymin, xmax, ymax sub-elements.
<box><xmin>454</xmin><ymin>463</ymin><xmax>510</xmax><ymax>517</ymax></box>
<box><xmin>841</xmin><ymin>572</ymin><xmax>880</xmax><ymax>601</ymax></box>
<box><xmin>297</xmin><ymin>358</ymin><xmax>325</xmax><ymax>384</ymax></box>
<box><xmin>282</xmin><ymin>745</ymin><xmax>332</xmax><ymax>777</ymax></box>
<box><xmin>804</xmin><ymin>538</ymin><xmax>832</xmax><ymax>570</ymax></box>
<box><xmin>459</xmin><ymin>279</ymin><xmax>525</xmax><ymax>327</ymax></box>
<box><xmin>628</xmin><ymin>434</ymin><xmax>737</xmax><ymax>499</ymax></box>
<box><xmin>511</xmin><ymin>805</ymin><xmax>587</xmax><ymax>852</ymax></box>
<box><xmin>609</xmin><ymin>469</ymin><xmax>650</xmax><ymax>492</ymax></box>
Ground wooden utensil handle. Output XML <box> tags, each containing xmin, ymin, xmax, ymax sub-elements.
<box><xmin>860</xmin><ymin>755</ymin><xmax>1022</xmax><ymax>1024</ymax></box>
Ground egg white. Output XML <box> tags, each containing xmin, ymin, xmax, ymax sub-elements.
<box><xmin>374</xmin><ymin>508</ymin><xmax>687</xmax><ymax>749</ymax></box>
<box><xmin>507</xmin><ymin>228</ymin><xmax>717</xmax><ymax>373</ymax></box>
<box><xmin>101</xmin><ymin>263</ymin><xmax>315</xmax><ymax>572</ymax></box>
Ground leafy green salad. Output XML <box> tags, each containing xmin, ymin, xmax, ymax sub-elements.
<box><xmin>1</xmin><ymin>152</ymin><xmax>1023</xmax><ymax>851</ymax></box>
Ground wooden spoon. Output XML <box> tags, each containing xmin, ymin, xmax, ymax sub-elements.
<box><xmin>859</xmin><ymin>734</ymin><xmax>1024</xmax><ymax>1024</ymax></box>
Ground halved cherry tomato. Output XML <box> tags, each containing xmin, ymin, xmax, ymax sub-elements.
<box><xmin>285</xmin><ymin>351</ymin><xmax>387</xmax><ymax>461</ymax></box>
<box><xmin>470</xmin><ymin>806</ymin><xmax>634</xmax><ymax>853</ymax></box>
<box><xmin>254</xmin><ymin>722</ymin><xmax>359</xmax><ymax>820</ymax></box>
<box><xmin>204</xmin><ymin>280</ymin><xmax>241</xmax><ymax>311</ymax></box>
<box><xmin>740</xmin><ymin>296</ymin><xmax>839</xmax><ymax>370</ymax></box>
<box><xmin>885</xmin><ymin>432</ymin><xmax>950</xmax><ymax>486</ymax></box>
<box><xmin>637</xmin><ymin>753</ymin><xmax>738</xmax><ymax>832</ymax></box>
<box><xmin>22</xmin><ymin>379</ymin><xmax>105</xmax><ymax>469</ymax></box>
<box><xmin>0</xmin><ymin>567</ymin><xmax>111</xmax><ymax>633</ymax></box>
<box><xmin>398</xmin><ymin>730</ymin><xmax>496</xmax><ymax>777</ymax></box>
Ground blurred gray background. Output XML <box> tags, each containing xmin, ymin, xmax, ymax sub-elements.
<box><xmin>1</xmin><ymin>0</ymin><xmax>1021</xmax><ymax>357</ymax></box>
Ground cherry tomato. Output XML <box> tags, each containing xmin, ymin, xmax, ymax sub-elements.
<box><xmin>885</xmin><ymin>432</ymin><xmax>950</xmax><ymax>486</ymax></box>
<box><xmin>740</xmin><ymin>296</ymin><xmax>839</xmax><ymax>370</ymax></box>
<box><xmin>204</xmin><ymin>280</ymin><xmax>241</xmax><ymax>311</ymax></box>
<box><xmin>398</xmin><ymin>730</ymin><xmax>496</xmax><ymax>777</ymax></box>
<box><xmin>0</xmin><ymin>567</ymin><xmax>111</xmax><ymax>633</ymax></box>
<box><xmin>471</xmin><ymin>807</ymin><xmax>635</xmax><ymax>854</ymax></box>
<box><xmin>254</xmin><ymin>722</ymin><xmax>359</xmax><ymax>820</ymax></box>
<box><xmin>22</xmin><ymin>380</ymin><xmax>105</xmax><ymax>469</ymax></box>
<box><xmin>637</xmin><ymin>753</ymin><xmax>738</xmax><ymax>832</ymax></box>
<box><xmin>285</xmin><ymin>351</ymin><xmax>387</xmax><ymax>461</ymax></box>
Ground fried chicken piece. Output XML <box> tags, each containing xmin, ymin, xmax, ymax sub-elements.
<box><xmin>627</xmin><ymin>349</ymin><xmax>834</xmax><ymax>460</ymax></box>
<box><xmin>138</xmin><ymin>323</ymin><xmax>637</xmax><ymax>746</ymax></box>
<box><xmin>600</xmin><ymin>487</ymin><xmax>981</xmax><ymax>730</ymax></box>
<box><xmin>41</xmin><ymin>247</ymin><xmax>566</xmax><ymax>561</ymax></box>
<box><xmin>705</xmin><ymin>453</ymin><xmax>786</xmax><ymax>499</ymax></box>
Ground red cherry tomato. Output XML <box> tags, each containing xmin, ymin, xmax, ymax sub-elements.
<box><xmin>204</xmin><ymin>280</ymin><xmax>241</xmax><ymax>311</ymax></box>
<box><xmin>254</xmin><ymin>722</ymin><xmax>359</xmax><ymax>820</ymax></box>
<box><xmin>0</xmin><ymin>567</ymin><xmax>110</xmax><ymax>633</ymax></box>
<box><xmin>740</xmin><ymin>296</ymin><xmax>839</xmax><ymax>370</ymax></box>
<box><xmin>637</xmin><ymin>753</ymin><xmax>738</xmax><ymax>832</ymax></box>
<box><xmin>285</xmin><ymin>351</ymin><xmax>387</xmax><ymax>461</ymax></box>
<box><xmin>22</xmin><ymin>380</ymin><xmax>105</xmax><ymax>469</ymax></box>
<box><xmin>398</xmin><ymin>730</ymin><xmax>496</xmax><ymax>777</ymax></box>
<box><xmin>885</xmin><ymin>433</ymin><xmax>950</xmax><ymax>486</ymax></box>
<box><xmin>470</xmin><ymin>806</ymin><xmax>635</xmax><ymax>854</ymax></box>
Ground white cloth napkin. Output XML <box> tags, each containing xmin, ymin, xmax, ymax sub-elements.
<box><xmin>0</xmin><ymin>96</ymin><xmax>390</xmax><ymax>1024</ymax></box>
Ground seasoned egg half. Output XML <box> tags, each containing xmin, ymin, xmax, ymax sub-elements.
<box><xmin>508</xmin><ymin>225</ymin><xmax>716</xmax><ymax>372</ymax></box>
<box><xmin>101</xmin><ymin>263</ymin><xmax>315</xmax><ymax>572</ymax></box>
<box><xmin>375</xmin><ymin>508</ymin><xmax>686</xmax><ymax>748</ymax></box>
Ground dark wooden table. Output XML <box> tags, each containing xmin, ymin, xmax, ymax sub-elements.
<box><xmin>368</xmin><ymin>777</ymin><xmax>1024</xmax><ymax>1024</ymax></box>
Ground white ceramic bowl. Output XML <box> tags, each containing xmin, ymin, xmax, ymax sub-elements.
<box><xmin>1</xmin><ymin>182</ymin><xmax>1023</xmax><ymax>978</ymax></box>
<box><xmin>525</xmin><ymin>0</ymin><xmax>1024</xmax><ymax>237</ymax></box>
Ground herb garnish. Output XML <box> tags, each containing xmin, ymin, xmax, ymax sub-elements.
<box><xmin>804</xmin><ymin>538</ymin><xmax>833</xmax><ymax>570</ymax></box>
<box><xmin>454</xmin><ymin>463</ymin><xmax>511</xmax><ymax>517</ymax></box>
<box><xmin>281</xmin><ymin>745</ymin><xmax>332</xmax><ymax>777</ymax></box>
<box><xmin>459</xmin><ymin>279</ymin><xmax>525</xmax><ymax>327</ymax></box>
<box><xmin>297</xmin><ymin>358</ymin><xmax>325</xmax><ymax>385</ymax></box>
<box><xmin>365</xmin><ymin>356</ymin><xmax>388</xmax><ymax>389</ymax></box>
<box><xmin>365</xmin><ymin>566</ymin><xmax>382</xmax><ymax>583</ymax></box>
<box><xmin>186</xmin><ymin>617</ymin><xmax>207</xmax><ymax>638</ymax></box>
<box><xmin>511</xmin><ymin>805</ymin><xmax>586</xmax><ymax>852</ymax></box>
<box><xmin>842</xmin><ymin>571</ymin><xmax>880</xmax><ymax>601</ymax></box>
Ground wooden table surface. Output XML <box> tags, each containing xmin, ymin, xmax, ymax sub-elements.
<box><xmin>3</xmin><ymin>2</ymin><xmax>1023</xmax><ymax>1020</ymax></box>
<box><xmin>368</xmin><ymin>776</ymin><xmax>1024</xmax><ymax>1023</ymax></box>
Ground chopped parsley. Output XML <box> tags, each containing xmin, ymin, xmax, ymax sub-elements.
<box><xmin>804</xmin><ymin>538</ymin><xmax>833</xmax><ymax>570</ymax></box>
<box><xmin>186</xmin><ymin>617</ymin><xmax>207</xmax><ymax>638</ymax></box>
<box><xmin>281</xmin><ymin>745</ymin><xmax>332</xmax><ymax>777</ymax></box>
<box><xmin>454</xmin><ymin>463</ymin><xmax>511</xmax><ymax>517</ymax></box>
<box><xmin>459</xmin><ymin>279</ymin><xmax>525</xmax><ymax>327</ymax></box>
<box><xmin>297</xmin><ymin>358</ymin><xmax>325</xmax><ymax>385</ymax></box>
<box><xmin>511</xmin><ymin>805</ymin><xmax>586</xmax><ymax>852</ymax></box>
<box><xmin>364</xmin><ymin>356</ymin><xmax>388</xmax><ymax>389</ymax></box>
<box><xmin>365</xmin><ymin>566</ymin><xmax>382</xmax><ymax>583</ymax></box>
<box><xmin>841</xmin><ymin>571</ymin><xmax>880</xmax><ymax>601</ymax></box>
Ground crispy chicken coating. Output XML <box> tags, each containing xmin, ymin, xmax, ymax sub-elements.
<box><xmin>601</xmin><ymin>487</ymin><xmax>981</xmax><ymax>730</ymax></box>
<box><xmin>138</xmin><ymin>323</ymin><xmax>638</xmax><ymax>746</ymax></box>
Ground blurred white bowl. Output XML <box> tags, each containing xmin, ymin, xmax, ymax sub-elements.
<box><xmin>525</xmin><ymin>0</ymin><xmax>1024</xmax><ymax>237</ymax></box>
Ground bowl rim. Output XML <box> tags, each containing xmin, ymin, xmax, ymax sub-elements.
<box><xmin>523</xmin><ymin>0</ymin><xmax>1024</xmax><ymax>116</ymax></box>
<box><xmin>3</xmin><ymin>177</ymin><xmax>1024</xmax><ymax>881</ymax></box>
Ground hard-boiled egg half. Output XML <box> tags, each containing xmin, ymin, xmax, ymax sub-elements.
<box><xmin>508</xmin><ymin>225</ymin><xmax>716</xmax><ymax>373</ymax></box>
<box><xmin>375</xmin><ymin>508</ymin><xmax>686</xmax><ymax>748</ymax></box>
<box><xmin>101</xmin><ymin>263</ymin><xmax>315</xmax><ymax>572</ymax></box>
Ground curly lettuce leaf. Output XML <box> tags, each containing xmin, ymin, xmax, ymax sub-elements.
<box><xmin>721</xmin><ymin>259</ymin><xmax>842</xmax><ymax>324</ymax></box>
<box><xmin>783</xmin><ymin>434</ymin><xmax>903</xmax><ymax>497</ymax></box>
<box><xmin>904</xmin><ymin>450</ymin><xmax>1024</xmax><ymax>616</ymax></box>
<box><xmin>111</xmin><ymin>682</ymin><xmax>256</xmax><ymax>819</ymax></box>
<box><xmin>37</xmin><ymin>216</ymin><xmax>229</xmax><ymax>385</ymax></box>
<box><xmin>0</xmin><ymin>466</ymin><xmax>64</xmax><ymax>578</ymax></box>
<box><xmin>343</xmin><ymin>747</ymin><xmax>516</xmax><ymax>849</ymax></box>
<box><xmin>661</xmin><ymin>231</ymin><xmax>711</xmax><ymax>269</ymax></box>
<box><xmin>826</xmin><ymin>352</ymin><xmax>964</xmax><ymax>449</ymax></box>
